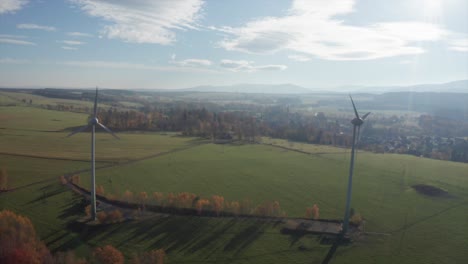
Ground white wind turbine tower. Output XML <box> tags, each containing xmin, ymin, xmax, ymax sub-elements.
<box><xmin>342</xmin><ymin>96</ymin><xmax>370</xmax><ymax>234</ymax></box>
<box><xmin>67</xmin><ymin>88</ymin><xmax>119</xmax><ymax>221</ymax></box>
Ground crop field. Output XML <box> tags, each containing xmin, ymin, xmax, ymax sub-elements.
<box><xmin>1</xmin><ymin>105</ymin><xmax>468</xmax><ymax>263</ymax></box>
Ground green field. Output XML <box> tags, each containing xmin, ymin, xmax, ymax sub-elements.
<box><xmin>1</xmin><ymin>104</ymin><xmax>468</xmax><ymax>263</ymax></box>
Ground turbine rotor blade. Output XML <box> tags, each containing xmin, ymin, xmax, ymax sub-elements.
<box><xmin>66</xmin><ymin>125</ymin><xmax>89</xmax><ymax>138</ymax></box>
<box><xmin>93</xmin><ymin>87</ymin><xmax>98</xmax><ymax>118</ymax></box>
<box><xmin>349</xmin><ymin>95</ymin><xmax>360</xmax><ymax>119</ymax></box>
<box><xmin>362</xmin><ymin>112</ymin><xmax>371</xmax><ymax>120</ymax></box>
<box><xmin>97</xmin><ymin>122</ymin><xmax>120</xmax><ymax>139</ymax></box>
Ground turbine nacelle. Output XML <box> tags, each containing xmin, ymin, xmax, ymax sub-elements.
<box><xmin>90</xmin><ymin>117</ymin><xmax>99</xmax><ymax>125</ymax></box>
<box><xmin>351</xmin><ymin>117</ymin><xmax>364</xmax><ymax>126</ymax></box>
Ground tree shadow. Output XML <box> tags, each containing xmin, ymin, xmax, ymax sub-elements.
<box><xmin>26</xmin><ymin>183</ymin><xmax>68</xmax><ymax>204</ymax></box>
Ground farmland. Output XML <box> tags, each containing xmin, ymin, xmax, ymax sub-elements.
<box><xmin>1</xmin><ymin>93</ymin><xmax>468</xmax><ymax>263</ymax></box>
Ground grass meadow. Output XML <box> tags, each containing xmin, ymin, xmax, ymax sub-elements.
<box><xmin>1</xmin><ymin>103</ymin><xmax>467</xmax><ymax>263</ymax></box>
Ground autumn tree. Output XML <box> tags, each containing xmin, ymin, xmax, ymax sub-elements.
<box><xmin>71</xmin><ymin>175</ymin><xmax>80</xmax><ymax>185</ymax></box>
<box><xmin>59</xmin><ymin>175</ymin><xmax>67</xmax><ymax>185</ymax></box>
<box><xmin>227</xmin><ymin>201</ymin><xmax>240</xmax><ymax>216</ymax></box>
<box><xmin>311</xmin><ymin>204</ymin><xmax>319</xmax><ymax>220</ymax></box>
<box><xmin>107</xmin><ymin>210</ymin><xmax>123</xmax><ymax>223</ymax></box>
<box><xmin>97</xmin><ymin>211</ymin><xmax>107</xmax><ymax>223</ymax></box>
<box><xmin>211</xmin><ymin>195</ymin><xmax>224</xmax><ymax>216</ymax></box>
<box><xmin>152</xmin><ymin>192</ymin><xmax>164</xmax><ymax>206</ymax></box>
<box><xmin>195</xmin><ymin>199</ymin><xmax>210</xmax><ymax>215</ymax></box>
<box><xmin>131</xmin><ymin>249</ymin><xmax>166</xmax><ymax>264</ymax></box>
<box><xmin>93</xmin><ymin>245</ymin><xmax>124</xmax><ymax>264</ymax></box>
<box><xmin>305</xmin><ymin>204</ymin><xmax>319</xmax><ymax>219</ymax></box>
<box><xmin>350</xmin><ymin>213</ymin><xmax>363</xmax><ymax>226</ymax></box>
<box><xmin>175</xmin><ymin>192</ymin><xmax>196</xmax><ymax>208</ymax></box>
<box><xmin>166</xmin><ymin>193</ymin><xmax>176</xmax><ymax>207</ymax></box>
<box><xmin>84</xmin><ymin>205</ymin><xmax>91</xmax><ymax>217</ymax></box>
<box><xmin>138</xmin><ymin>192</ymin><xmax>148</xmax><ymax>208</ymax></box>
<box><xmin>0</xmin><ymin>210</ymin><xmax>51</xmax><ymax>264</ymax></box>
<box><xmin>123</xmin><ymin>190</ymin><xmax>133</xmax><ymax>202</ymax></box>
<box><xmin>0</xmin><ymin>167</ymin><xmax>9</xmax><ymax>190</ymax></box>
<box><xmin>96</xmin><ymin>185</ymin><xmax>105</xmax><ymax>196</ymax></box>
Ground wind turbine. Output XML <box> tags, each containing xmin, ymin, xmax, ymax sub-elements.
<box><xmin>342</xmin><ymin>96</ymin><xmax>370</xmax><ymax>234</ymax></box>
<box><xmin>67</xmin><ymin>88</ymin><xmax>119</xmax><ymax>221</ymax></box>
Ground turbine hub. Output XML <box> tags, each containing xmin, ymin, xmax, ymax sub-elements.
<box><xmin>90</xmin><ymin>117</ymin><xmax>99</xmax><ymax>125</ymax></box>
<box><xmin>351</xmin><ymin>117</ymin><xmax>363</xmax><ymax>126</ymax></box>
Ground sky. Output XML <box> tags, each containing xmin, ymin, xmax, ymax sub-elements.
<box><xmin>0</xmin><ymin>0</ymin><xmax>467</xmax><ymax>89</ymax></box>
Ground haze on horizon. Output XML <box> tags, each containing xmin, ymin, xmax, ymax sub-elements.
<box><xmin>0</xmin><ymin>0</ymin><xmax>467</xmax><ymax>90</ymax></box>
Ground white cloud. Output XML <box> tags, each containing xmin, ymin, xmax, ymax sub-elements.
<box><xmin>0</xmin><ymin>58</ymin><xmax>31</xmax><ymax>64</ymax></box>
<box><xmin>288</xmin><ymin>54</ymin><xmax>311</xmax><ymax>62</ymax></box>
<box><xmin>17</xmin><ymin>23</ymin><xmax>56</xmax><ymax>31</ymax></box>
<box><xmin>170</xmin><ymin>58</ymin><xmax>212</xmax><ymax>67</ymax></box>
<box><xmin>61</xmin><ymin>60</ymin><xmax>216</xmax><ymax>73</ymax></box>
<box><xmin>0</xmin><ymin>0</ymin><xmax>27</xmax><ymax>14</ymax></box>
<box><xmin>62</xmin><ymin>46</ymin><xmax>78</xmax><ymax>50</ymax></box>
<box><xmin>0</xmin><ymin>34</ymin><xmax>27</xmax><ymax>39</ymax></box>
<box><xmin>449</xmin><ymin>38</ymin><xmax>468</xmax><ymax>52</ymax></box>
<box><xmin>0</xmin><ymin>38</ymin><xmax>36</xmax><ymax>45</ymax></box>
<box><xmin>220</xmin><ymin>59</ymin><xmax>287</xmax><ymax>72</ymax></box>
<box><xmin>219</xmin><ymin>0</ymin><xmax>448</xmax><ymax>61</ymax></box>
<box><xmin>67</xmin><ymin>32</ymin><xmax>93</xmax><ymax>37</ymax></box>
<box><xmin>70</xmin><ymin>0</ymin><xmax>204</xmax><ymax>45</ymax></box>
<box><xmin>60</xmin><ymin>40</ymin><xmax>86</xmax><ymax>45</ymax></box>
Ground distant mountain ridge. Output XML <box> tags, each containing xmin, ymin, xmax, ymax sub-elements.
<box><xmin>180</xmin><ymin>80</ymin><xmax>467</xmax><ymax>94</ymax></box>
<box><xmin>181</xmin><ymin>83</ymin><xmax>312</xmax><ymax>94</ymax></box>
<box><xmin>336</xmin><ymin>80</ymin><xmax>468</xmax><ymax>93</ymax></box>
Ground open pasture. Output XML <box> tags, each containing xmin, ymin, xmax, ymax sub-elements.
<box><xmin>80</xmin><ymin>142</ymin><xmax>468</xmax><ymax>263</ymax></box>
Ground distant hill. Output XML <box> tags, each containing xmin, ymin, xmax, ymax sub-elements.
<box><xmin>179</xmin><ymin>80</ymin><xmax>467</xmax><ymax>94</ymax></box>
<box><xmin>181</xmin><ymin>83</ymin><xmax>312</xmax><ymax>94</ymax></box>
<box><xmin>335</xmin><ymin>80</ymin><xmax>468</xmax><ymax>93</ymax></box>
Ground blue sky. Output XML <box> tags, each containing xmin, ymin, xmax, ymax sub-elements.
<box><xmin>0</xmin><ymin>0</ymin><xmax>467</xmax><ymax>89</ymax></box>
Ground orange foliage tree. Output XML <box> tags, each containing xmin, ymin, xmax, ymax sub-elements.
<box><xmin>311</xmin><ymin>204</ymin><xmax>319</xmax><ymax>220</ymax></box>
<box><xmin>59</xmin><ymin>175</ymin><xmax>67</xmax><ymax>185</ymax></box>
<box><xmin>195</xmin><ymin>199</ymin><xmax>210</xmax><ymax>215</ymax></box>
<box><xmin>107</xmin><ymin>210</ymin><xmax>123</xmax><ymax>223</ymax></box>
<box><xmin>71</xmin><ymin>175</ymin><xmax>80</xmax><ymax>185</ymax></box>
<box><xmin>176</xmin><ymin>192</ymin><xmax>196</xmax><ymax>208</ymax></box>
<box><xmin>227</xmin><ymin>201</ymin><xmax>240</xmax><ymax>216</ymax></box>
<box><xmin>0</xmin><ymin>210</ymin><xmax>51</xmax><ymax>264</ymax></box>
<box><xmin>93</xmin><ymin>245</ymin><xmax>124</xmax><ymax>264</ymax></box>
<box><xmin>305</xmin><ymin>204</ymin><xmax>320</xmax><ymax>219</ymax></box>
<box><xmin>84</xmin><ymin>205</ymin><xmax>91</xmax><ymax>217</ymax></box>
<box><xmin>97</xmin><ymin>211</ymin><xmax>107</xmax><ymax>223</ymax></box>
<box><xmin>138</xmin><ymin>192</ymin><xmax>148</xmax><ymax>208</ymax></box>
<box><xmin>211</xmin><ymin>195</ymin><xmax>224</xmax><ymax>216</ymax></box>
<box><xmin>131</xmin><ymin>249</ymin><xmax>165</xmax><ymax>264</ymax></box>
<box><xmin>166</xmin><ymin>193</ymin><xmax>176</xmax><ymax>207</ymax></box>
<box><xmin>152</xmin><ymin>192</ymin><xmax>164</xmax><ymax>206</ymax></box>
<box><xmin>123</xmin><ymin>190</ymin><xmax>133</xmax><ymax>202</ymax></box>
<box><xmin>96</xmin><ymin>185</ymin><xmax>105</xmax><ymax>196</ymax></box>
